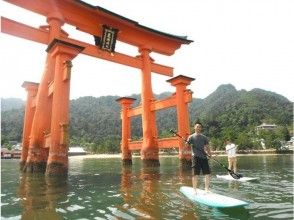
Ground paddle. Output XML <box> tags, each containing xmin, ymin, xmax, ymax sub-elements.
<box><xmin>169</xmin><ymin>129</ymin><xmax>243</xmax><ymax>179</ymax></box>
<box><xmin>225</xmin><ymin>145</ymin><xmax>237</xmax><ymax>152</ymax></box>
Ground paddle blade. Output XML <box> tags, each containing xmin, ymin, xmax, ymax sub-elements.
<box><xmin>229</xmin><ymin>171</ymin><xmax>243</xmax><ymax>179</ymax></box>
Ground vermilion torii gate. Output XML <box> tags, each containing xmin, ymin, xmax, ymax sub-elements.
<box><xmin>116</xmin><ymin>75</ymin><xmax>194</xmax><ymax>166</ymax></box>
<box><xmin>1</xmin><ymin>0</ymin><xmax>194</xmax><ymax>175</ymax></box>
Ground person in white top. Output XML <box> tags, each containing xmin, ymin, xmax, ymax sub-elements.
<box><xmin>225</xmin><ymin>139</ymin><xmax>237</xmax><ymax>174</ymax></box>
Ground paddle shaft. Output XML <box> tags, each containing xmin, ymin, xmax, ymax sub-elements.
<box><xmin>169</xmin><ymin>129</ymin><xmax>242</xmax><ymax>179</ymax></box>
<box><xmin>225</xmin><ymin>145</ymin><xmax>237</xmax><ymax>152</ymax></box>
<box><xmin>210</xmin><ymin>157</ymin><xmax>232</xmax><ymax>172</ymax></box>
<box><xmin>170</xmin><ymin>130</ymin><xmax>189</xmax><ymax>144</ymax></box>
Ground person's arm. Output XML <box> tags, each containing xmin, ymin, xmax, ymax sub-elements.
<box><xmin>205</xmin><ymin>145</ymin><xmax>212</xmax><ymax>157</ymax></box>
<box><xmin>185</xmin><ymin>136</ymin><xmax>191</xmax><ymax>146</ymax></box>
<box><xmin>225</xmin><ymin>144</ymin><xmax>237</xmax><ymax>152</ymax></box>
<box><xmin>233</xmin><ymin>144</ymin><xmax>237</xmax><ymax>155</ymax></box>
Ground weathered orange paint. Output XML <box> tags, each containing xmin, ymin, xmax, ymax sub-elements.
<box><xmin>20</xmin><ymin>82</ymin><xmax>38</xmax><ymax>170</ymax></box>
<box><xmin>1</xmin><ymin>17</ymin><xmax>49</xmax><ymax>44</ymax></box>
<box><xmin>119</xmin><ymin>74</ymin><xmax>194</xmax><ymax>168</ymax></box>
<box><xmin>24</xmin><ymin>14</ymin><xmax>66</xmax><ymax>173</ymax></box>
<box><xmin>157</xmin><ymin>137</ymin><xmax>180</xmax><ymax>149</ymax></box>
<box><xmin>127</xmin><ymin>93</ymin><xmax>193</xmax><ymax>117</ymax></box>
<box><xmin>116</xmin><ymin>97</ymin><xmax>136</xmax><ymax>165</ymax></box>
<box><xmin>24</xmin><ymin>54</ymin><xmax>54</xmax><ymax>173</ymax></box>
<box><xmin>117</xmin><ymin>75</ymin><xmax>194</xmax><ymax>166</ymax></box>
<box><xmin>3</xmin><ymin>0</ymin><xmax>193</xmax><ymax>173</ymax></box>
<box><xmin>139</xmin><ymin>47</ymin><xmax>159</xmax><ymax>166</ymax></box>
<box><xmin>46</xmin><ymin>40</ymin><xmax>84</xmax><ymax>175</ymax></box>
<box><xmin>4</xmin><ymin>0</ymin><xmax>192</xmax><ymax>55</ymax></box>
<box><xmin>1</xmin><ymin>16</ymin><xmax>174</xmax><ymax>76</ymax></box>
<box><xmin>167</xmin><ymin>75</ymin><xmax>195</xmax><ymax>165</ymax></box>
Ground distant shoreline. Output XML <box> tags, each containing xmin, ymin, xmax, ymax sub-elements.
<box><xmin>69</xmin><ymin>150</ymin><xmax>293</xmax><ymax>159</ymax></box>
<box><xmin>69</xmin><ymin>154</ymin><xmax>122</xmax><ymax>159</ymax></box>
<box><xmin>4</xmin><ymin>151</ymin><xmax>290</xmax><ymax>160</ymax></box>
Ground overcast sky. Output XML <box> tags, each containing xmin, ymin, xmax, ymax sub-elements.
<box><xmin>0</xmin><ymin>0</ymin><xmax>293</xmax><ymax>102</ymax></box>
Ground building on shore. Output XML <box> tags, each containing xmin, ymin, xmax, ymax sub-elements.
<box><xmin>68</xmin><ymin>147</ymin><xmax>87</xmax><ymax>156</ymax></box>
<box><xmin>256</xmin><ymin>123</ymin><xmax>277</xmax><ymax>135</ymax></box>
<box><xmin>1</xmin><ymin>148</ymin><xmax>21</xmax><ymax>159</ymax></box>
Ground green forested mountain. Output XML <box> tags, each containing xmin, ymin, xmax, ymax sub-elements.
<box><xmin>188</xmin><ymin>84</ymin><xmax>292</xmax><ymax>149</ymax></box>
<box><xmin>1</xmin><ymin>108</ymin><xmax>24</xmax><ymax>144</ymax></box>
<box><xmin>1</xmin><ymin>98</ymin><xmax>24</xmax><ymax>111</ymax></box>
<box><xmin>1</xmin><ymin>85</ymin><xmax>293</xmax><ymax>152</ymax></box>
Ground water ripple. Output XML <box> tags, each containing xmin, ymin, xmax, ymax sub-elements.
<box><xmin>1</xmin><ymin>155</ymin><xmax>293</xmax><ymax>219</ymax></box>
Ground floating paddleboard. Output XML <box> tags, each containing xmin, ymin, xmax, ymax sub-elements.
<box><xmin>216</xmin><ymin>175</ymin><xmax>258</xmax><ymax>182</ymax></box>
<box><xmin>180</xmin><ymin>186</ymin><xmax>249</xmax><ymax>208</ymax></box>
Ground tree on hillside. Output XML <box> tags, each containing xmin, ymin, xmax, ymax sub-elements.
<box><xmin>1</xmin><ymin>85</ymin><xmax>292</xmax><ymax>153</ymax></box>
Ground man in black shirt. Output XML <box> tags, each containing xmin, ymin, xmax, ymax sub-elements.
<box><xmin>187</xmin><ymin>122</ymin><xmax>212</xmax><ymax>193</ymax></box>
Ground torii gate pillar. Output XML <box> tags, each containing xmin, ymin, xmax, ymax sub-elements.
<box><xmin>167</xmin><ymin>75</ymin><xmax>195</xmax><ymax>167</ymax></box>
<box><xmin>139</xmin><ymin>47</ymin><xmax>160</xmax><ymax>167</ymax></box>
<box><xmin>116</xmin><ymin>97</ymin><xmax>136</xmax><ymax>165</ymax></box>
<box><xmin>45</xmin><ymin>39</ymin><xmax>84</xmax><ymax>176</ymax></box>
<box><xmin>20</xmin><ymin>82</ymin><xmax>39</xmax><ymax>171</ymax></box>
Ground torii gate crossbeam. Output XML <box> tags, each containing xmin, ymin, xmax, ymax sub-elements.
<box><xmin>1</xmin><ymin>17</ymin><xmax>173</xmax><ymax>76</ymax></box>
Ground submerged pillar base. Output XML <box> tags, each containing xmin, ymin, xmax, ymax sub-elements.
<box><xmin>122</xmin><ymin>159</ymin><xmax>132</xmax><ymax>166</ymax></box>
<box><xmin>19</xmin><ymin>161</ymin><xmax>26</xmax><ymax>171</ymax></box>
<box><xmin>142</xmin><ymin>159</ymin><xmax>160</xmax><ymax>167</ymax></box>
<box><xmin>22</xmin><ymin>162</ymin><xmax>47</xmax><ymax>173</ymax></box>
<box><xmin>46</xmin><ymin>162</ymin><xmax>68</xmax><ymax>176</ymax></box>
<box><xmin>179</xmin><ymin>158</ymin><xmax>192</xmax><ymax>170</ymax></box>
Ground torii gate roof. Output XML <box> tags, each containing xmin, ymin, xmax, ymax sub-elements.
<box><xmin>4</xmin><ymin>0</ymin><xmax>193</xmax><ymax>55</ymax></box>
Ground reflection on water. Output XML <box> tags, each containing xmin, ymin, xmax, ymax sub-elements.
<box><xmin>1</xmin><ymin>155</ymin><xmax>293</xmax><ymax>219</ymax></box>
<box><xmin>119</xmin><ymin>165</ymin><xmax>200</xmax><ymax>219</ymax></box>
<box><xmin>120</xmin><ymin>166</ymin><xmax>160</xmax><ymax>219</ymax></box>
<box><xmin>18</xmin><ymin>174</ymin><xmax>67</xmax><ymax>220</ymax></box>
<box><xmin>228</xmin><ymin>180</ymin><xmax>241</xmax><ymax>191</ymax></box>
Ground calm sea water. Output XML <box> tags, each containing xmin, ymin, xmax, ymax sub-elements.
<box><xmin>1</xmin><ymin>154</ymin><xmax>293</xmax><ymax>220</ymax></box>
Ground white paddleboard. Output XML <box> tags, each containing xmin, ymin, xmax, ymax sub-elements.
<box><xmin>180</xmin><ymin>186</ymin><xmax>249</xmax><ymax>208</ymax></box>
<box><xmin>216</xmin><ymin>175</ymin><xmax>258</xmax><ymax>182</ymax></box>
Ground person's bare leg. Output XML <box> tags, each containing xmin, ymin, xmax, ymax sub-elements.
<box><xmin>228</xmin><ymin>159</ymin><xmax>232</xmax><ymax>175</ymax></box>
<box><xmin>205</xmin><ymin>174</ymin><xmax>210</xmax><ymax>192</ymax></box>
<box><xmin>233</xmin><ymin>158</ymin><xmax>237</xmax><ymax>173</ymax></box>
<box><xmin>192</xmin><ymin>175</ymin><xmax>199</xmax><ymax>193</ymax></box>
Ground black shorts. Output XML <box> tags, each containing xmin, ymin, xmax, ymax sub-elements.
<box><xmin>192</xmin><ymin>156</ymin><xmax>211</xmax><ymax>175</ymax></box>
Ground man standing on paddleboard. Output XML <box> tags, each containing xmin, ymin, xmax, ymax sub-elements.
<box><xmin>225</xmin><ymin>139</ymin><xmax>237</xmax><ymax>174</ymax></box>
<box><xmin>187</xmin><ymin>121</ymin><xmax>212</xmax><ymax>193</ymax></box>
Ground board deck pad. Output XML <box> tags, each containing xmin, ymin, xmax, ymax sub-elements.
<box><xmin>180</xmin><ymin>186</ymin><xmax>249</xmax><ymax>208</ymax></box>
<box><xmin>216</xmin><ymin>175</ymin><xmax>258</xmax><ymax>182</ymax></box>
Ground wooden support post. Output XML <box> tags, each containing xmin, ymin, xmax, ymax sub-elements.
<box><xmin>116</xmin><ymin>97</ymin><xmax>136</xmax><ymax>165</ymax></box>
<box><xmin>23</xmin><ymin>14</ymin><xmax>66</xmax><ymax>173</ymax></box>
<box><xmin>139</xmin><ymin>47</ymin><xmax>159</xmax><ymax>167</ymax></box>
<box><xmin>24</xmin><ymin>54</ymin><xmax>55</xmax><ymax>173</ymax></box>
<box><xmin>20</xmin><ymin>82</ymin><xmax>38</xmax><ymax>171</ymax></box>
<box><xmin>46</xmin><ymin>39</ymin><xmax>84</xmax><ymax>176</ymax></box>
<box><xmin>167</xmin><ymin>75</ymin><xmax>195</xmax><ymax>168</ymax></box>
